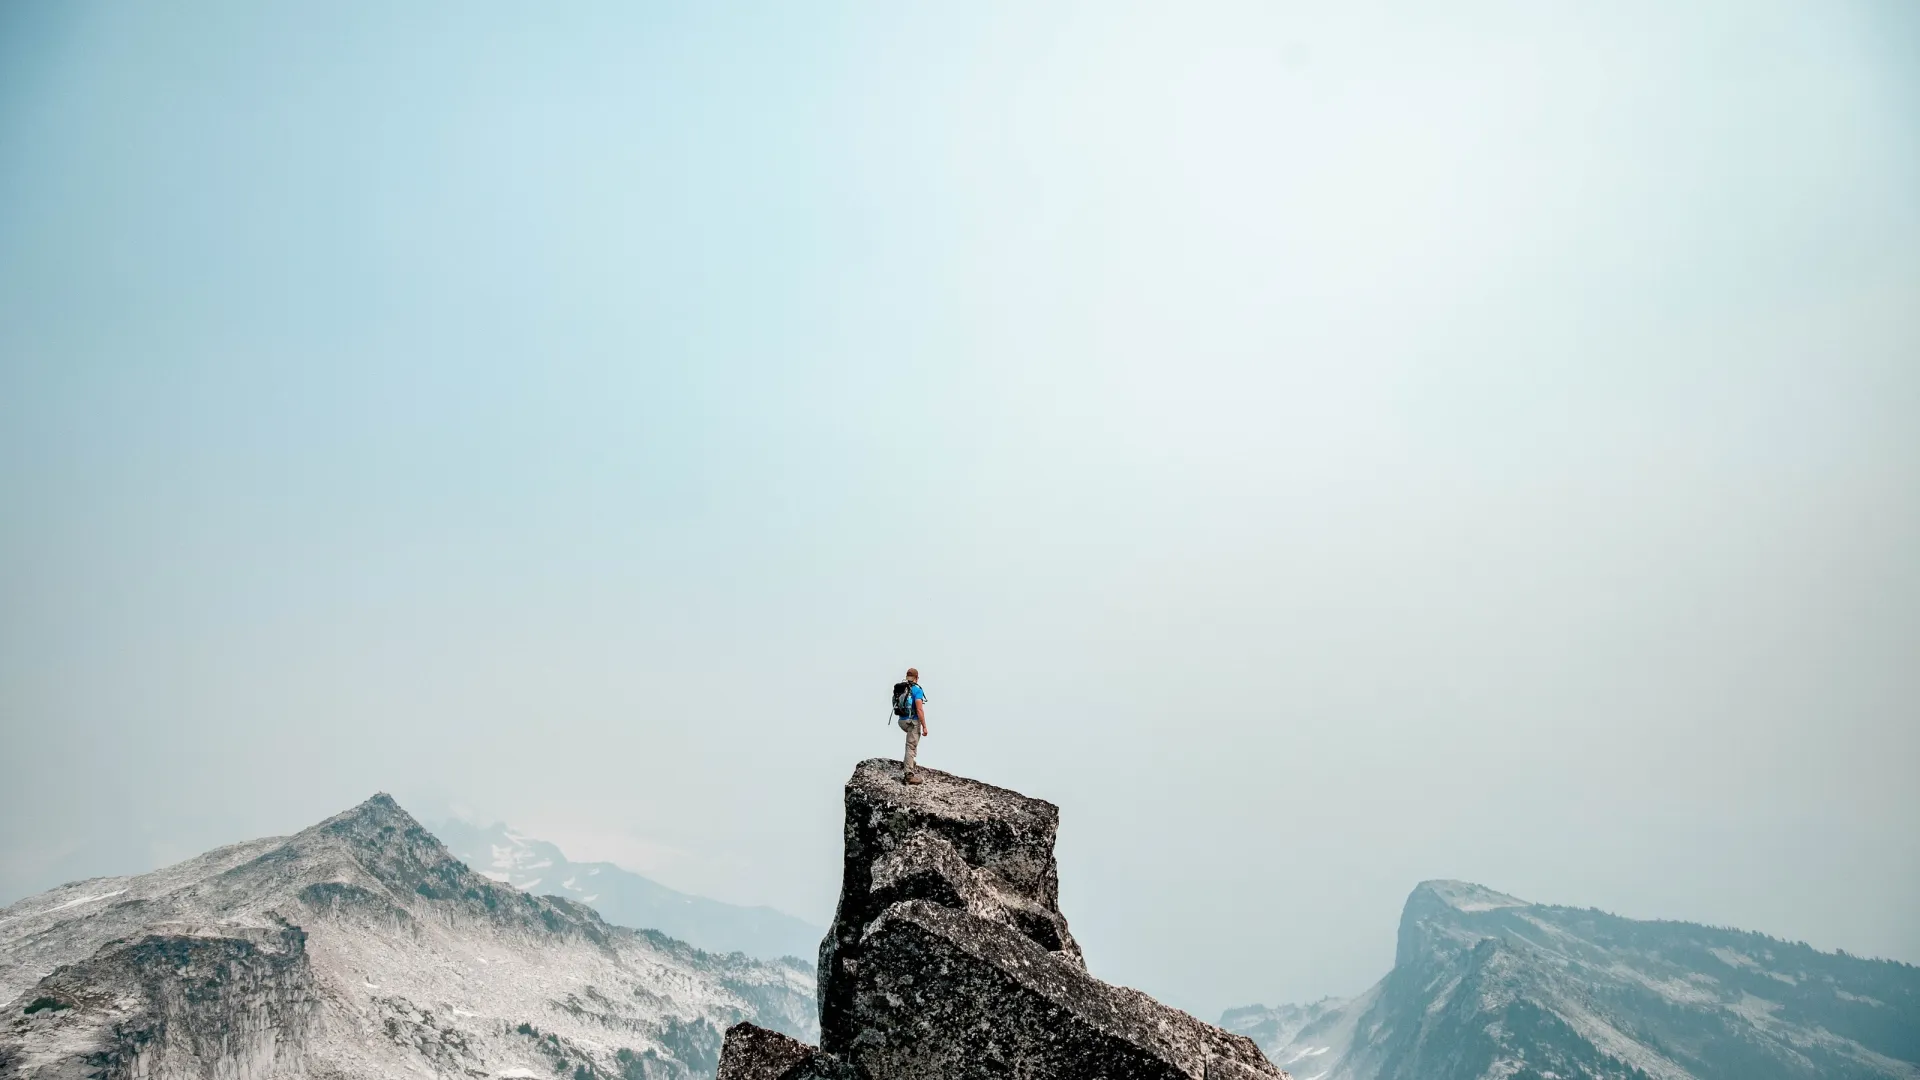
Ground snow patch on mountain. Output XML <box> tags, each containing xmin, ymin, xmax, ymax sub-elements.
<box><xmin>1419</xmin><ymin>880</ymin><xmax>1526</xmax><ymax>914</ymax></box>
<box><xmin>435</xmin><ymin>818</ymin><xmax>825</xmax><ymax>962</ymax></box>
<box><xmin>0</xmin><ymin>795</ymin><xmax>815</xmax><ymax>1079</ymax></box>
<box><xmin>1225</xmin><ymin>881</ymin><xmax>1920</xmax><ymax>1080</ymax></box>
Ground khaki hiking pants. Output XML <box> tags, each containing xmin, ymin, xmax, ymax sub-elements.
<box><xmin>898</xmin><ymin>716</ymin><xmax>920</xmax><ymax>775</ymax></box>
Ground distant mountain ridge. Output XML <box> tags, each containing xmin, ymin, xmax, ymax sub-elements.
<box><xmin>1224</xmin><ymin>880</ymin><xmax>1920</xmax><ymax>1080</ymax></box>
<box><xmin>433</xmin><ymin>819</ymin><xmax>824</xmax><ymax>963</ymax></box>
<box><xmin>0</xmin><ymin>795</ymin><xmax>815</xmax><ymax>1078</ymax></box>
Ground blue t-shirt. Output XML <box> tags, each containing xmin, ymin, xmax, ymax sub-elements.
<box><xmin>908</xmin><ymin>684</ymin><xmax>926</xmax><ymax>714</ymax></box>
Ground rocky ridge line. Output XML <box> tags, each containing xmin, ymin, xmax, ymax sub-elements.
<box><xmin>2</xmin><ymin>793</ymin><xmax>815</xmax><ymax>1078</ymax></box>
<box><xmin>1223</xmin><ymin>879</ymin><xmax>1920</xmax><ymax>1080</ymax></box>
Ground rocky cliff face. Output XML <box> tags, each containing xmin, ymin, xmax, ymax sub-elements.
<box><xmin>1223</xmin><ymin>880</ymin><xmax>1920</xmax><ymax>1080</ymax></box>
<box><xmin>720</xmin><ymin>759</ymin><xmax>1286</xmax><ymax>1080</ymax></box>
<box><xmin>4</xmin><ymin>924</ymin><xmax>319</xmax><ymax>1080</ymax></box>
<box><xmin>0</xmin><ymin>795</ymin><xmax>815</xmax><ymax>1079</ymax></box>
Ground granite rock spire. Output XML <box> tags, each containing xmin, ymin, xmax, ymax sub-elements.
<box><xmin>719</xmin><ymin>759</ymin><xmax>1288</xmax><ymax>1080</ymax></box>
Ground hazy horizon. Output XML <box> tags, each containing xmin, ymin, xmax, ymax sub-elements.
<box><xmin>3</xmin><ymin>1</ymin><xmax>1916</xmax><ymax>1020</ymax></box>
<box><xmin>4</xmin><ymin>780</ymin><xmax>1915</xmax><ymax>1006</ymax></box>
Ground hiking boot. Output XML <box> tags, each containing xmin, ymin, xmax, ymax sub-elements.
<box><xmin>905</xmin><ymin>773</ymin><xmax>925</xmax><ymax>785</ymax></box>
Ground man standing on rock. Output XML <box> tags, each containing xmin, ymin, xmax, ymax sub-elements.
<box><xmin>898</xmin><ymin>667</ymin><xmax>929</xmax><ymax>784</ymax></box>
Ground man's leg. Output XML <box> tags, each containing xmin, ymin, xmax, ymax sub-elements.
<box><xmin>902</xmin><ymin>721</ymin><xmax>919</xmax><ymax>779</ymax></box>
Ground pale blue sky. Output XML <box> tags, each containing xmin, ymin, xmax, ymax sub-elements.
<box><xmin>2</xmin><ymin>1</ymin><xmax>1916</xmax><ymax>1018</ymax></box>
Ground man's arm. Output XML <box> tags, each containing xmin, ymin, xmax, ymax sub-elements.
<box><xmin>915</xmin><ymin>694</ymin><xmax>928</xmax><ymax>735</ymax></box>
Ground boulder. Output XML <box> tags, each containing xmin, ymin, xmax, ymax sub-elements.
<box><xmin>818</xmin><ymin>760</ymin><xmax>1082</xmax><ymax>1054</ymax></box>
<box><xmin>718</xmin><ymin>1022</ymin><xmax>855</xmax><ymax>1080</ymax></box>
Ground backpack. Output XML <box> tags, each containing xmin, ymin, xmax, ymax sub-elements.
<box><xmin>890</xmin><ymin>681</ymin><xmax>915</xmax><ymax>722</ymax></box>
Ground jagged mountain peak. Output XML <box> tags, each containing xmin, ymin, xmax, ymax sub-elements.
<box><xmin>295</xmin><ymin>792</ymin><xmax>442</xmax><ymax>861</ymax></box>
<box><xmin>1</xmin><ymin>796</ymin><xmax>818</xmax><ymax>1078</ymax></box>
<box><xmin>311</xmin><ymin>791</ymin><xmax>412</xmax><ymax>834</ymax></box>
<box><xmin>242</xmin><ymin>792</ymin><xmax>443</xmax><ymax>886</ymax></box>
<box><xmin>1229</xmin><ymin>882</ymin><xmax>1920</xmax><ymax>1080</ymax></box>
<box><xmin>274</xmin><ymin>795</ymin><xmax>628</xmax><ymax>948</ymax></box>
<box><xmin>195</xmin><ymin>794</ymin><xmax>494</xmax><ymax>920</ymax></box>
<box><xmin>1396</xmin><ymin>880</ymin><xmax>1534</xmax><ymax>969</ymax></box>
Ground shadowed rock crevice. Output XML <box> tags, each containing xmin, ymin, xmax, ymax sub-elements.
<box><xmin>722</xmin><ymin>759</ymin><xmax>1287</xmax><ymax>1080</ymax></box>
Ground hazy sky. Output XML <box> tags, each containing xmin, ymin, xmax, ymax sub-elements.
<box><xmin>2</xmin><ymin>1</ymin><xmax>1916</xmax><ymax>1019</ymax></box>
